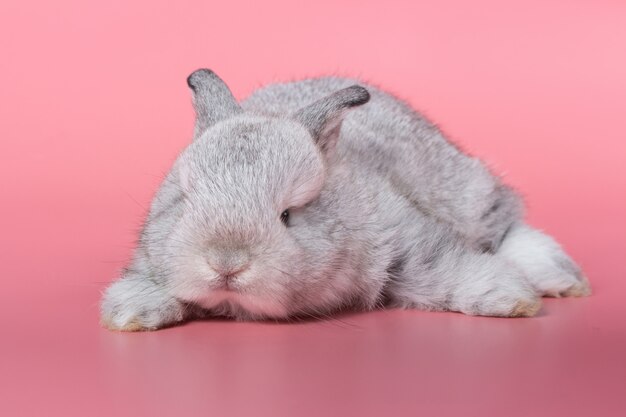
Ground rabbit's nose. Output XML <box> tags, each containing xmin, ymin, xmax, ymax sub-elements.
<box><xmin>207</xmin><ymin>248</ymin><xmax>251</xmax><ymax>278</ymax></box>
<box><xmin>211</xmin><ymin>262</ymin><xmax>250</xmax><ymax>278</ymax></box>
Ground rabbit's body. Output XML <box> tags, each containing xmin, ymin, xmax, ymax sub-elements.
<box><xmin>101</xmin><ymin>70</ymin><xmax>590</xmax><ymax>331</ymax></box>
<box><xmin>245</xmin><ymin>77</ymin><xmax>522</xmax><ymax>251</ymax></box>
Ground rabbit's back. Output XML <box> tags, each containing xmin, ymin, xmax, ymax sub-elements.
<box><xmin>243</xmin><ymin>77</ymin><xmax>477</xmax><ymax>189</ymax></box>
<box><xmin>242</xmin><ymin>76</ymin><xmax>440</xmax><ymax>159</ymax></box>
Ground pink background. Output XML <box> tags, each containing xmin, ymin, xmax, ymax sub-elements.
<box><xmin>1</xmin><ymin>0</ymin><xmax>625</xmax><ymax>416</ymax></box>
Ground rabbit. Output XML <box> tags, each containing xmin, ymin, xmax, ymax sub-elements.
<box><xmin>100</xmin><ymin>69</ymin><xmax>591</xmax><ymax>331</ymax></box>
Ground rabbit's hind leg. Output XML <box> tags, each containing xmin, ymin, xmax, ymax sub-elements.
<box><xmin>385</xmin><ymin>236</ymin><xmax>541</xmax><ymax>317</ymax></box>
<box><xmin>498</xmin><ymin>224</ymin><xmax>591</xmax><ymax>298</ymax></box>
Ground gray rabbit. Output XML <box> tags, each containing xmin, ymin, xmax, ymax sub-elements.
<box><xmin>101</xmin><ymin>69</ymin><xmax>590</xmax><ymax>331</ymax></box>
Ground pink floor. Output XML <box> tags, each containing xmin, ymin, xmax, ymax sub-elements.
<box><xmin>1</xmin><ymin>1</ymin><xmax>625</xmax><ymax>416</ymax></box>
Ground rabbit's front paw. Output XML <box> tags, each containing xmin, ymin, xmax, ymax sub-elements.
<box><xmin>100</xmin><ymin>277</ymin><xmax>185</xmax><ymax>331</ymax></box>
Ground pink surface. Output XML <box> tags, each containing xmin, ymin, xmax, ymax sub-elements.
<box><xmin>1</xmin><ymin>0</ymin><xmax>625</xmax><ymax>416</ymax></box>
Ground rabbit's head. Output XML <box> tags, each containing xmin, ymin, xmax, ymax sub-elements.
<box><xmin>152</xmin><ymin>69</ymin><xmax>370</xmax><ymax>319</ymax></box>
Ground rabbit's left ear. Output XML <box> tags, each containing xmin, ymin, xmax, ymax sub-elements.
<box><xmin>187</xmin><ymin>69</ymin><xmax>242</xmax><ymax>140</ymax></box>
<box><xmin>293</xmin><ymin>85</ymin><xmax>370</xmax><ymax>157</ymax></box>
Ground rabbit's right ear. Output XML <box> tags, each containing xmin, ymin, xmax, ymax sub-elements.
<box><xmin>187</xmin><ymin>69</ymin><xmax>242</xmax><ymax>140</ymax></box>
<box><xmin>294</xmin><ymin>85</ymin><xmax>370</xmax><ymax>157</ymax></box>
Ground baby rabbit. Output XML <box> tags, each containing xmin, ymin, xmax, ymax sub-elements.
<box><xmin>101</xmin><ymin>69</ymin><xmax>590</xmax><ymax>331</ymax></box>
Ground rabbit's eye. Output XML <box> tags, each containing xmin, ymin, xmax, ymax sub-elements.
<box><xmin>280</xmin><ymin>209</ymin><xmax>290</xmax><ymax>226</ymax></box>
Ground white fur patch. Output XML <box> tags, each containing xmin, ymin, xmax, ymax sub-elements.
<box><xmin>499</xmin><ymin>225</ymin><xmax>590</xmax><ymax>297</ymax></box>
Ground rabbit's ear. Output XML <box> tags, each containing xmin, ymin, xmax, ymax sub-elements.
<box><xmin>294</xmin><ymin>85</ymin><xmax>370</xmax><ymax>156</ymax></box>
<box><xmin>187</xmin><ymin>69</ymin><xmax>242</xmax><ymax>140</ymax></box>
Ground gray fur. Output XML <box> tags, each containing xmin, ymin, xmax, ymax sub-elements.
<box><xmin>188</xmin><ymin>69</ymin><xmax>242</xmax><ymax>140</ymax></box>
<box><xmin>100</xmin><ymin>69</ymin><xmax>590</xmax><ymax>331</ymax></box>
